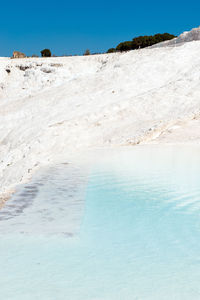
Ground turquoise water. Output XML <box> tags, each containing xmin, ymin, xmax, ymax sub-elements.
<box><xmin>1</xmin><ymin>146</ymin><xmax>200</xmax><ymax>299</ymax></box>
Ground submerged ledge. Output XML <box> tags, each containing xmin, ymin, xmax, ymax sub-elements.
<box><xmin>0</xmin><ymin>162</ymin><xmax>89</xmax><ymax>235</ymax></box>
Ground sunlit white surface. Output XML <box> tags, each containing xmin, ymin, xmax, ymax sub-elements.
<box><xmin>1</xmin><ymin>145</ymin><xmax>200</xmax><ymax>299</ymax></box>
<box><xmin>2</xmin><ymin>28</ymin><xmax>200</xmax><ymax>197</ymax></box>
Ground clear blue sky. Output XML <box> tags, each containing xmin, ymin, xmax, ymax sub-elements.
<box><xmin>0</xmin><ymin>0</ymin><xmax>199</xmax><ymax>56</ymax></box>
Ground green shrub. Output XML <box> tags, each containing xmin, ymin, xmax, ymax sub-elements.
<box><xmin>40</xmin><ymin>49</ymin><xmax>51</xmax><ymax>57</ymax></box>
<box><xmin>107</xmin><ymin>48</ymin><xmax>117</xmax><ymax>53</ymax></box>
<box><xmin>116</xmin><ymin>41</ymin><xmax>133</xmax><ymax>52</ymax></box>
<box><xmin>132</xmin><ymin>33</ymin><xmax>176</xmax><ymax>49</ymax></box>
<box><xmin>109</xmin><ymin>33</ymin><xmax>176</xmax><ymax>53</ymax></box>
<box><xmin>83</xmin><ymin>49</ymin><xmax>90</xmax><ymax>56</ymax></box>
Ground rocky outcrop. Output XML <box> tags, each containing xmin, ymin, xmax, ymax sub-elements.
<box><xmin>12</xmin><ymin>51</ymin><xmax>26</xmax><ymax>58</ymax></box>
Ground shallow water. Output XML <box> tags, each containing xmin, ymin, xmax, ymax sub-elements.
<box><xmin>0</xmin><ymin>163</ymin><xmax>88</xmax><ymax>235</ymax></box>
<box><xmin>1</xmin><ymin>145</ymin><xmax>200</xmax><ymax>299</ymax></box>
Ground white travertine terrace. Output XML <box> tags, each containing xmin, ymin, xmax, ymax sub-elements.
<box><xmin>1</xmin><ymin>26</ymin><xmax>200</xmax><ymax>201</ymax></box>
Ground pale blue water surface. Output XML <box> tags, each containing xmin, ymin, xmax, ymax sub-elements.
<box><xmin>1</xmin><ymin>145</ymin><xmax>200</xmax><ymax>299</ymax></box>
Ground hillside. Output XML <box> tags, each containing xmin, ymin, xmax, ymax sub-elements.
<box><xmin>1</xmin><ymin>27</ymin><xmax>200</xmax><ymax>202</ymax></box>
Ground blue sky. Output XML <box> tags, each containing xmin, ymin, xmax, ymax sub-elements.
<box><xmin>0</xmin><ymin>0</ymin><xmax>200</xmax><ymax>56</ymax></box>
